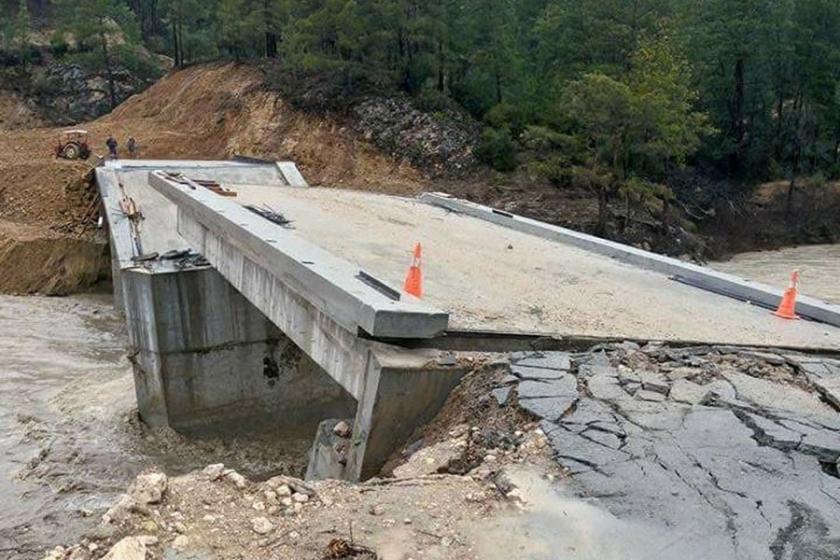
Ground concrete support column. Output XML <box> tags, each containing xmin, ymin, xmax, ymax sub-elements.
<box><xmin>121</xmin><ymin>266</ymin><xmax>355</xmax><ymax>432</ymax></box>
<box><xmin>345</xmin><ymin>346</ymin><xmax>469</xmax><ymax>480</ymax></box>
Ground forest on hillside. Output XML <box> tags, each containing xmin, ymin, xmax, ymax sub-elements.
<box><xmin>2</xmin><ymin>0</ymin><xmax>840</xmax><ymax>233</ymax></box>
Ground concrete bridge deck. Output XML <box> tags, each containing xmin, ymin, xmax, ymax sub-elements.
<box><xmin>97</xmin><ymin>159</ymin><xmax>840</xmax><ymax>483</ymax></box>
<box><xmin>228</xmin><ymin>185</ymin><xmax>840</xmax><ymax>349</ymax></box>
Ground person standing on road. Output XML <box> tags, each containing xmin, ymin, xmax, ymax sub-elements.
<box><xmin>127</xmin><ymin>136</ymin><xmax>137</xmax><ymax>158</ymax></box>
<box><xmin>106</xmin><ymin>135</ymin><xmax>118</xmax><ymax>159</ymax></box>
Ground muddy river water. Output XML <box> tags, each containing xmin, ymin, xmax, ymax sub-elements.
<box><xmin>0</xmin><ymin>293</ymin><xmax>309</xmax><ymax>559</ymax></box>
<box><xmin>713</xmin><ymin>243</ymin><xmax>840</xmax><ymax>304</ymax></box>
<box><xmin>1</xmin><ymin>243</ymin><xmax>837</xmax><ymax>558</ymax></box>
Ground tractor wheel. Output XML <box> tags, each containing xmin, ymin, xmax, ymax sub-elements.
<box><xmin>62</xmin><ymin>143</ymin><xmax>80</xmax><ymax>160</ymax></box>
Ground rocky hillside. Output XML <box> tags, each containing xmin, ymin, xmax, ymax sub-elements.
<box><xmin>0</xmin><ymin>60</ymin><xmax>156</xmax><ymax>128</ymax></box>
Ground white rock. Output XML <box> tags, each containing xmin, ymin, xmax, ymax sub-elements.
<box><xmin>172</xmin><ymin>535</ymin><xmax>190</xmax><ymax>551</ymax></box>
<box><xmin>506</xmin><ymin>488</ymin><xmax>526</xmax><ymax>503</ymax></box>
<box><xmin>263</xmin><ymin>490</ymin><xmax>278</xmax><ymax>504</ymax></box>
<box><xmin>275</xmin><ymin>484</ymin><xmax>292</xmax><ymax>497</ymax></box>
<box><xmin>102</xmin><ymin>494</ymin><xmax>138</xmax><ymax>525</ymax></box>
<box><xmin>252</xmin><ymin>501</ymin><xmax>265</xmax><ymax>511</ymax></box>
<box><xmin>280</xmin><ymin>497</ymin><xmax>293</xmax><ymax>507</ymax></box>
<box><xmin>224</xmin><ymin>470</ymin><xmax>247</xmax><ymax>489</ymax></box>
<box><xmin>102</xmin><ymin>536</ymin><xmax>148</xmax><ymax>560</ymax></box>
<box><xmin>203</xmin><ymin>463</ymin><xmax>225</xmax><ymax>480</ymax></box>
<box><xmin>251</xmin><ymin>516</ymin><xmax>274</xmax><ymax>535</ymax></box>
<box><xmin>393</xmin><ymin>440</ymin><xmax>463</xmax><ymax>478</ymax></box>
<box><xmin>40</xmin><ymin>546</ymin><xmax>66</xmax><ymax>560</ymax></box>
<box><xmin>291</xmin><ymin>492</ymin><xmax>309</xmax><ymax>504</ymax></box>
<box><xmin>129</xmin><ymin>472</ymin><xmax>168</xmax><ymax>505</ymax></box>
<box><xmin>333</xmin><ymin>420</ymin><xmax>352</xmax><ymax>438</ymax></box>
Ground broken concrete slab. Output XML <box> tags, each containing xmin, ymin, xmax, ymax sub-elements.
<box><xmin>638</xmin><ymin>371</ymin><xmax>670</xmax><ymax>394</ymax></box>
<box><xmin>491</xmin><ymin>387</ymin><xmax>512</xmax><ymax>406</ymax></box>
<box><xmin>587</xmin><ymin>374</ymin><xmax>626</xmax><ymax>401</ymax></box>
<box><xmin>561</xmin><ymin>398</ymin><xmax>622</xmax><ymax>432</ymax></box>
<box><xmin>738</xmin><ymin>350</ymin><xmax>787</xmax><ymax>365</ymax></box>
<box><xmin>518</xmin><ymin>396</ymin><xmax>577</xmax><ymax>422</ymax></box>
<box><xmin>579</xmin><ymin>428</ymin><xmax>623</xmax><ymax>449</ymax></box>
<box><xmin>617</xmin><ymin>368</ymin><xmax>641</xmax><ymax>385</ymax></box>
<box><xmin>665</xmin><ymin>366</ymin><xmax>704</xmax><ymax>381</ymax></box>
<box><xmin>543</xmin><ymin>424</ymin><xmax>631</xmax><ymax>469</ymax></box>
<box><xmin>512</xmin><ymin>352</ymin><xmax>571</xmax><ymax>371</ymax></box>
<box><xmin>723</xmin><ymin>371</ymin><xmax>834</xmax><ymax>417</ymax></box>
<box><xmin>669</xmin><ymin>379</ymin><xmax>709</xmax><ymax>405</ymax></box>
<box><xmin>636</xmin><ymin>389</ymin><xmax>666</xmax><ymax>402</ymax></box>
<box><xmin>517</xmin><ymin>376</ymin><xmax>578</xmax><ymax>399</ymax></box>
<box><xmin>510</xmin><ymin>364</ymin><xmax>568</xmax><ymax>380</ymax></box>
<box><xmin>813</xmin><ymin>377</ymin><xmax>840</xmax><ymax>409</ymax></box>
<box><xmin>518</xmin><ymin>343</ymin><xmax>840</xmax><ymax>560</ymax></box>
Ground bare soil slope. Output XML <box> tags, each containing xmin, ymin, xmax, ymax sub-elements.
<box><xmin>0</xmin><ymin>62</ymin><xmax>429</xmax><ymax>294</ymax></box>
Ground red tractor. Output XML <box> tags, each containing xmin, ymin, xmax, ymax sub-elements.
<box><xmin>55</xmin><ymin>129</ymin><xmax>91</xmax><ymax>160</ymax></box>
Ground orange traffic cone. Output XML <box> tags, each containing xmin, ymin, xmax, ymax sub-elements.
<box><xmin>404</xmin><ymin>243</ymin><xmax>423</xmax><ymax>298</ymax></box>
<box><xmin>773</xmin><ymin>270</ymin><xmax>800</xmax><ymax>320</ymax></box>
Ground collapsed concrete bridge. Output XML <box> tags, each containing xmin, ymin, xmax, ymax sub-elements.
<box><xmin>95</xmin><ymin>159</ymin><xmax>840</xmax><ymax>481</ymax></box>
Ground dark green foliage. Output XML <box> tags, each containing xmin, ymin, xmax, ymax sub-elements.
<box><xmin>2</xmin><ymin>0</ymin><xmax>839</xmax><ymax>201</ymax></box>
<box><xmin>476</xmin><ymin>127</ymin><xmax>517</xmax><ymax>172</ymax></box>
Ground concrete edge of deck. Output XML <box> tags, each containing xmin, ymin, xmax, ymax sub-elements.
<box><xmin>101</xmin><ymin>159</ymin><xmax>308</xmax><ymax>187</ymax></box>
<box><xmin>419</xmin><ymin>192</ymin><xmax>840</xmax><ymax>328</ymax></box>
<box><xmin>149</xmin><ymin>171</ymin><xmax>449</xmax><ymax>339</ymax></box>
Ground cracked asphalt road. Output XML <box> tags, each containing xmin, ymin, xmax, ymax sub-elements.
<box><xmin>501</xmin><ymin>344</ymin><xmax>840</xmax><ymax>559</ymax></box>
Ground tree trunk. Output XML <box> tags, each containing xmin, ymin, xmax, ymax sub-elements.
<box><xmin>597</xmin><ymin>186</ymin><xmax>608</xmax><ymax>236</ymax></box>
<box><xmin>264</xmin><ymin>0</ymin><xmax>277</xmax><ymax>57</ymax></box>
<box><xmin>621</xmin><ymin>192</ymin><xmax>630</xmax><ymax>233</ymax></box>
<box><xmin>785</xmin><ymin>177</ymin><xmax>796</xmax><ymax>222</ymax></box>
<box><xmin>172</xmin><ymin>20</ymin><xmax>181</xmax><ymax>67</ymax></box>
<box><xmin>99</xmin><ymin>26</ymin><xmax>117</xmax><ymax>110</ymax></box>
<box><xmin>437</xmin><ymin>39</ymin><xmax>445</xmax><ymax>92</ymax></box>
<box><xmin>177</xmin><ymin>20</ymin><xmax>184</xmax><ymax>65</ymax></box>
<box><xmin>785</xmin><ymin>139</ymin><xmax>801</xmax><ymax>222</ymax></box>
<box><xmin>774</xmin><ymin>90</ymin><xmax>785</xmax><ymax>161</ymax></box>
<box><xmin>494</xmin><ymin>53</ymin><xmax>502</xmax><ymax>104</ymax></box>
<box><xmin>728</xmin><ymin>57</ymin><xmax>745</xmax><ymax>175</ymax></box>
<box><xmin>661</xmin><ymin>197</ymin><xmax>671</xmax><ymax>233</ymax></box>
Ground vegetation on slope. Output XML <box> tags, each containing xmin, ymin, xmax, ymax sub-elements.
<box><xmin>1</xmin><ymin>0</ymin><xmax>839</xmax><ymax>261</ymax></box>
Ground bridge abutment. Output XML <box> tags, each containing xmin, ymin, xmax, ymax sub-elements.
<box><xmin>121</xmin><ymin>266</ymin><xmax>357</xmax><ymax>434</ymax></box>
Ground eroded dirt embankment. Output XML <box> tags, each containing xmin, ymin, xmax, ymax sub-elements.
<box><xmin>0</xmin><ymin>223</ymin><xmax>106</xmax><ymax>294</ymax></box>
<box><xmin>0</xmin><ymin>62</ymin><xmax>437</xmax><ymax>294</ymax></box>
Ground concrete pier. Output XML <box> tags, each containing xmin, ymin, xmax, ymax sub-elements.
<box><xmin>97</xmin><ymin>160</ymin><xmax>466</xmax><ymax>480</ymax></box>
<box><xmin>98</xmin><ymin>161</ymin><xmax>356</xmax><ymax>436</ymax></box>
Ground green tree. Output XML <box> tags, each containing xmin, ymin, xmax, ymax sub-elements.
<box><xmin>12</xmin><ymin>0</ymin><xmax>30</xmax><ymax>48</ymax></box>
<box><xmin>561</xmin><ymin>34</ymin><xmax>711</xmax><ymax>234</ymax></box>
<box><xmin>53</xmin><ymin>0</ymin><xmax>144</xmax><ymax>109</ymax></box>
<box><xmin>217</xmin><ymin>0</ymin><xmax>260</xmax><ymax>59</ymax></box>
